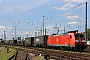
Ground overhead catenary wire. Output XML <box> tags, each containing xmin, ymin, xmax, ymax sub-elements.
<box><xmin>3</xmin><ymin>1</ymin><xmax>89</xmax><ymax>38</ymax></box>
<box><xmin>33</xmin><ymin>0</ymin><xmax>72</xmax><ymax>25</ymax></box>
<box><xmin>42</xmin><ymin>2</ymin><xmax>84</xmax><ymax>27</ymax></box>
<box><xmin>19</xmin><ymin>0</ymin><xmax>41</xmax><ymax>12</ymax></box>
<box><xmin>27</xmin><ymin>0</ymin><xmax>54</xmax><ymax>13</ymax></box>
<box><xmin>44</xmin><ymin>0</ymin><xmax>72</xmax><ymax>24</ymax></box>
<box><xmin>44</xmin><ymin>2</ymin><xmax>84</xmax><ymax>32</ymax></box>
<box><xmin>51</xmin><ymin>3</ymin><xmax>84</xmax><ymax>20</ymax></box>
<box><xmin>44</xmin><ymin>0</ymin><xmax>72</xmax><ymax>15</ymax></box>
<box><xmin>6</xmin><ymin>0</ymin><xmax>32</xmax><ymax>21</ymax></box>
<box><xmin>6</xmin><ymin>0</ymin><xmax>35</xmax><ymax>31</ymax></box>
<box><xmin>25</xmin><ymin>0</ymin><xmax>54</xmax><ymax>20</ymax></box>
<box><xmin>3</xmin><ymin>0</ymin><xmax>42</xmax><ymax>26</ymax></box>
<box><xmin>6</xmin><ymin>0</ymin><xmax>70</xmax><ymax>26</ymax></box>
<box><xmin>32</xmin><ymin>2</ymin><xmax>87</xmax><ymax>28</ymax></box>
<box><xmin>6</xmin><ymin>0</ymin><xmax>54</xmax><ymax>25</ymax></box>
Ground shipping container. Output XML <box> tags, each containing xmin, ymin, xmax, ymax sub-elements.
<box><xmin>25</xmin><ymin>37</ymin><xmax>34</xmax><ymax>46</ymax></box>
<box><xmin>34</xmin><ymin>35</ymin><xmax>48</xmax><ymax>47</ymax></box>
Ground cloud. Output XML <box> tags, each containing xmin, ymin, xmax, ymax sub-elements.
<box><xmin>68</xmin><ymin>21</ymin><xmax>79</xmax><ymax>24</ymax></box>
<box><xmin>7</xmin><ymin>0</ymin><xmax>10</xmax><ymax>1</ymax></box>
<box><xmin>0</xmin><ymin>26</ymin><xmax>13</xmax><ymax>30</ymax></box>
<box><xmin>25</xmin><ymin>32</ymin><xmax>30</xmax><ymax>34</ymax></box>
<box><xmin>53</xmin><ymin>3</ymin><xmax>75</xmax><ymax>10</ymax></box>
<box><xmin>1</xmin><ymin>0</ymin><xmax>53</xmax><ymax>13</ymax></box>
<box><xmin>0</xmin><ymin>26</ymin><xmax>5</xmax><ymax>29</ymax></box>
<box><xmin>64</xmin><ymin>13</ymin><xmax>72</xmax><ymax>16</ymax></box>
<box><xmin>53</xmin><ymin>7</ymin><xmax>68</xmax><ymax>10</ymax></box>
<box><xmin>24</xmin><ymin>7</ymin><xmax>30</xmax><ymax>12</ymax></box>
<box><xmin>64</xmin><ymin>0</ymin><xmax>88</xmax><ymax>3</ymax></box>
<box><xmin>46</xmin><ymin>26</ymin><xmax>53</xmax><ymax>29</ymax></box>
<box><xmin>0</xmin><ymin>0</ymin><xmax>2</xmax><ymax>2</ymax></box>
<box><xmin>22</xmin><ymin>0</ymin><xmax>54</xmax><ymax>12</ymax></box>
<box><xmin>0</xmin><ymin>21</ymin><xmax>7</xmax><ymax>23</ymax></box>
<box><xmin>57</xmin><ymin>0</ymin><xmax>89</xmax><ymax>11</ymax></box>
<box><xmin>0</xmin><ymin>0</ymin><xmax>10</xmax><ymax>3</ymax></box>
<box><xmin>66</xmin><ymin>15</ymin><xmax>81</xmax><ymax>20</ymax></box>
<box><xmin>15</xmin><ymin>6</ymin><xmax>22</xmax><ymax>11</ymax></box>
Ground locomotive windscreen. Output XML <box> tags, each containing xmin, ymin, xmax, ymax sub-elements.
<box><xmin>75</xmin><ymin>34</ymin><xmax>84</xmax><ymax>38</ymax></box>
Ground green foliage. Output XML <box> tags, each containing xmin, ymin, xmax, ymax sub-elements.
<box><xmin>34</xmin><ymin>56</ymin><xmax>44</xmax><ymax>60</ymax></box>
<box><xmin>84</xmin><ymin>29</ymin><xmax>90</xmax><ymax>40</ymax></box>
<box><xmin>0</xmin><ymin>47</ymin><xmax>16</xmax><ymax>60</ymax></box>
<box><xmin>87</xmin><ymin>29</ymin><xmax>90</xmax><ymax>40</ymax></box>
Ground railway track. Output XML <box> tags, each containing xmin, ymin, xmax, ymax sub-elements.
<box><xmin>16</xmin><ymin>51</ymin><xmax>26</xmax><ymax>60</ymax></box>
<box><xmin>14</xmin><ymin>46</ymin><xmax>90</xmax><ymax>60</ymax></box>
<box><xmin>28</xmin><ymin>48</ymin><xmax>90</xmax><ymax>60</ymax></box>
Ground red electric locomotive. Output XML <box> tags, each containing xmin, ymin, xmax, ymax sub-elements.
<box><xmin>47</xmin><ymin>30</ymin><xmax>87</xmax><ymax>51</ymax></box>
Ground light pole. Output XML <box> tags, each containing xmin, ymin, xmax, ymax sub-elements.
<box><xmin>41</xmin><ymin>26</ymin><xmax>42</xmax><ymax>36</ymax></box>
<box><xmin>85</xmin><ymin>2</ymin><xmax>88</xmax><ymax>41</ymax></box>
<box><xmin>15</xmin><ymin>26</ymin><xmax>17</xmax><ymax>40</ymax></box>
<box><xmin>4</xmin><ymin>30</ymin><xmax>6</xmax><ymax>41</ymax></box>
<box><xmin>64</xmin><ymin>26</ymin><xmax>66</xmax><ymax>33</ymax></box>
<box><xmin>43</xmin><ymin>16</ymin><xmax>45</xmax><ymax>36</ymax></box>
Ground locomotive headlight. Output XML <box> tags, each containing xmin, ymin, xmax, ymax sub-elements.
<box><xmin>75</xmin><ymin>40</ymin><xmax>79</xmax><ymax>42</ymax></box>
<box><xmin>82</xmin><ymin>40</ymin><xmax>86</xmax><ymax>42</ymax></box>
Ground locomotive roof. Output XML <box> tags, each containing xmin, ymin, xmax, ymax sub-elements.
<box><xmin>67</xmin><ymin>30</ymin><xmax>78</xmax><ymax>33</ymax></box>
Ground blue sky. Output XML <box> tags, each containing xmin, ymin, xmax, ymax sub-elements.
<box><xmin>0</xmin><ymin>0</ymin><xmax>90</xmax><ymax>40</ymax></box>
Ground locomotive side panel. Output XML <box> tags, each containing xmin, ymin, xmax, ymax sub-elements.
<box><xmin>47</xmin><ymin>35</ymin><xmax>70</xmax><ymax>47</ymax></box>
<box><xmin>68</xmin><ymin>33</ymin><xmax>76</xmax><ymax>47</ymax></box>
<box><xmin>47</xmin><ymin>36</ymin><xmax>57</xmax><ymax>46</ymax></box>
<box><xmin>59</xmin><ymin>36</ymin><xmax>70</xmax><ymax>46</ymax></box>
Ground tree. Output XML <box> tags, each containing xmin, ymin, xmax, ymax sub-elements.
<box><xmin>87</xmin><ymin>29</ymin><xmax>90</xmax><ymax>41</ymax></box>
<box><xmin>84</xmin><ymin>29</ymin><xmax>90</xmax><ymax>41</ymax></box>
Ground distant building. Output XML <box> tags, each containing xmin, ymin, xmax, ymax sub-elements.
<box><xmin>0</xmin><ymin>40</ymin><xmax>5</xmax><ymax>44</ymax></box>
<box><xmin>17</xmin><ymin>36</ymin><xmax>21</xmax><ymax>40</ymax></box>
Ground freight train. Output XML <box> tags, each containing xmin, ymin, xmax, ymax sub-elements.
<box><xmin>25</xmin><ymin>30</ymin><xmax>87</xmax><ymax>51</ymax></box>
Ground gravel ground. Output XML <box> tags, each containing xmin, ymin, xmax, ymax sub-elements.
<box><xmin>16</xmin><ymin>51</ymin><xmax>27</xmax><ymax>60</ymax></box>
<box><xmin>28</xmin><ymin>53</ymin><xmax>55</xmax><ymax>60</ymax></box>
<box><xmin>1</xmin><ymin>45</ymin><xmax>90</xmax><ymax>60</ymax></box>
<box><xmin>85</xmin><ymin>45</ymin><xmax>90</xmax><ymax>52</ymax></box>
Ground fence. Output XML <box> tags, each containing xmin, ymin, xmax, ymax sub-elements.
<box><xmin>25</xmin><ymin>53</ymin><xmax>30</xmax><ymax>60</ymax></box>
<box><xmin>7</xmin><ymin>51</ymin><xmax>18</xmax><ymax>60</ymax></box>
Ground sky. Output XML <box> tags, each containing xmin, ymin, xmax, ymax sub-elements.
<box><xmin>0</xmin><ymin>0</ymin><xmax>90</xmax><ymax>40</ymax></box>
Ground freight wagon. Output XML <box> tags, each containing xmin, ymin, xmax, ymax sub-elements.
<box><xmin>25</xmin><ymin>35</ymin><xmax>48</xmax><ymax>47</ymax></box>
<box><xmin>34</xmin><ymin>35</ymin><xmax>48</xmax><ymax>47</ymax></box>
<box><xmin>25</xmin><ymin>37</ymin><xmax>34</xmax><ymax>46</ymax></box>
<box><xmin>8</xmin><ymin>40</ymin><xmax>17</xmax><ymax>45</ymax></box>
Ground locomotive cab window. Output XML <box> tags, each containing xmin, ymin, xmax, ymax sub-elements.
<box><xmin>75</xmin><ymin>34</ymin><xmax>79</xmax><ymax>38</ymax></box>
<box><xmin>70</xmin><ymin>35</ymin><xmax>72</xmax><ymax>38</ymax></box>
<box><xmin>80</xmin><ymin>35</ymin><xmax>84</xmax><ymax>38</ymax></box>
<box><xmin>75</xmin><ymin>34</ymin><xmax>84</xmax><ymax>38</ymax></box>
